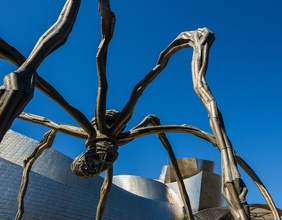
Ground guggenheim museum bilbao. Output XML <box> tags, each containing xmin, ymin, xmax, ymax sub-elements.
<box><xmin>0</xmin><ymin>130</ymin><xmax>279</xmax><ymax>219</ymax></box>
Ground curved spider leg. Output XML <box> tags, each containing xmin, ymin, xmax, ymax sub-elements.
<box><xmin>118</xmin><ymin>123</ymin><xmax>216</xmax><ymax>146</ymax></box>
<box><xmin>20</xmin><ymin>0</ymin><xmax>81</xmax><ymax>71</ymax></box>
<box><xmin>18</xmin><ymin>112</ymin><xmax>88</xmax><ymax>140</ymax></box>
<box><xmin>109</xmin><ymin>31</ymin><xmax>197</xmax><ymax>137</ymax></box>
<box><xmin>130</xmin><ymin>115</ymin><xmax>195</xmax><ymax>220</ymax></box>
<box><xmin>16</xmin><ymin>129</ymin><xmax>58</xmax><ymax>220</ymax></box>
<box><xmin>35</xmin><ymin>75</ymin><xmax>95</xmax><ymax>136</ymax></box>
<box><xmin>190</xmin><ymin>28</ymin><xmax>250</xmax><ymax>219</ymax></box>
<box><xmin>0</xmin><ymin>62</ymin><xmax>35</xmax><ymax>143</ymax></box>
<box><xmin>118</xmin><ymin>123</ymin><xmax>281</xmax><ymax>219</ymax></box>
<box><xmin>96</xmin><ymin>165</ymin><xmax>113</xmax><ymax>220</ymax></box>
<box><xmin>95</xmin><ymin>0</ymin><xmax>116</xmax><ymax>135</ymax></box>
<box><xmin>17</xmin><ymin>111</ymin><xmax>277</xmax><ymax>216</ymax></box>
<box><xmin>112</xmin><ymin>27</ymin><xmax>255</xmax><ymax>219</ymax></box>
<box><xmin>0</xmin><ymin>38</ymin><xmax>26</xmax><ymax>67</ymax></box>
<box><xmin>0</xmin><ymin>36</ymin><xmax>95</xmax><ymax>136</ymax></box>
<box><xmin>235</xmin><ymin>153</ymin><xmax>281</xmax><ymax>220</ymax></box>
<box><xmin>0</xmin><ymin>0</ymin><xmax>82</xmax><ymax>142</ymax></box>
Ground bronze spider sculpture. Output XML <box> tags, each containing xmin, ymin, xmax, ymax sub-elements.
<box><xmin>0</xmin><ymin>1</ymin><xmax>280</xmax><ymax>220</ymax></box>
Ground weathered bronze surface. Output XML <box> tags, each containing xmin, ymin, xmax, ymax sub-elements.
<box><xmin>0</xmin><ymin>1</ymin><xmax>280</xmax><ymax>220</ymax></box>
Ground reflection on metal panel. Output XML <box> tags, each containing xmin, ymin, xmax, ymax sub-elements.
<box><xmin>167</xmin><ymin>171</ymin><xmax>202</xmax><ymax>212</ymax></box>
<box><xmin>160</xmin><ymin>158</ymin><xmax>214</xmax><ymax>183</ymax></box>
<box><xmin>0</xmin><ymin>130</ymin><xmax>185</xmax><ymax>220</ymax></box>
<box><xmin>159</xmin><ymin>165</ymin><xmax>169</xmax><ymax>183</ymax></box>
<box><xmin>5</xmin><ymin>130</ymin><xmax>275</xmax><ymax>220</ymax></box>
<box><xmin>113</xmin><ymin>175</ymin><xmax>183</xmax><ymax>203</ymax></box>
<box><xmin>159</xmin><ymin>157</ymin><xmax>222</xmax><ymax>213</ymax></box>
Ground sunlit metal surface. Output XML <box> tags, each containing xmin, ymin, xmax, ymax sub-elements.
<box><xmin>113</xmin><ymin>175</ymin><xmax>184</xmax><ymax>218</ymax></box>
<box><xmin>113</xmin><ymin>175</ymin><xmax>181</xmax><ymax>203</ymax></box>
<box><xmin>159</xmin><ymin>158</ymin><xmax>222</xmax><ymax>212</ymax></box>
<box><xmin>0</xmin><ymin>130</ymin><xmax>184</xmax><ymax>220</ymax></box>
<box><xmin>159</xmin><ymin>158</ymin><xmax>214</xmax><ymax>183</ymax></box>
<box><xmin>1</xmin><ymin>130</ymin><xmax>280</xmax><ymax>220</ymax></box>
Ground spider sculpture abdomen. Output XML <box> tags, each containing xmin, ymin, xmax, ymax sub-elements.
<box><xmin>71</xmin><ymin>110</ymin><xmax>123</xmax><ymax>178</ymax></box>
<box><xmin>71</xmin><ymin>138</ymin><xmax>118</xmax><ymax>178</ymax></box>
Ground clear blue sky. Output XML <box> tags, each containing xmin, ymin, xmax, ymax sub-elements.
<box><xmin>1</xmin><ymin>0</ymin><xmax>282</xmax><ymax>209</ymax></box>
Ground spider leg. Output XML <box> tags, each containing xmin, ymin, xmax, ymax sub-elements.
<box><xmin>0</xmin><ymin>72</ymin><xmax>35</xmax><ymax>142</ymax></box>
<box><xmin>0</xmin><ymin>0</ymin><xmax>84</xmax><ymax>142</ymax></box>
<box><xmin>96</xmin><ymin>166</ymin><xmax>113</xmax><ymax>220</ymax></box>
<box><xmin>113</xmin><ymin>27</ymin><xmax>260</xmax><ymax>219</ymax></box>
<box><xmin>0</xmin><ymin>35</ymin><xmax>95</xmax><ymax>136</ymax></box>
<box><xmin>128</xmin><ymin>115</ymin><xmax>195</xmax><ymax>220</ymax></box>
<box><xmin>16</xmin><ymin>129</ymin><xmax>58</xmax><ymax>220</ymax></box>
<box><xmin>110</xmin><ymin>31</ymin><xmax>202</xmax><ymax>137</ymax></box>
<box><xmin>35</xmin><ymin>75</ymin><xmax>95</xmax><ymax>136</ymax></box>
<box><xmin>19</xmin><ymin>0</ymin><xmax>81</xmax><ymax>72</ymax></box>
<box><xmin>18</xmin><ymin>112</ymin><xmax>88</xmax><ymax>140</ymax></box>
<box><xmin>117</xmin><ymin>124</ymin><xmax>216</xmax><ymax>146</ymax></box>
<box><xmin>190</xmin><ymin>29</ymin><xmax>251</xmax><ymax>219</ymax></box>
<box><xmin>94</xmin><ymin>1</ymin><xmax>115</xmax><ymax>134</ymax></box>
<box><xmin>119</xmin><ymin>122</ymin><xmax>281</xmax><ymax>219</ymax></box>
<box><xmin>235</xmin><ymin>153</ymin><xmax>281</xmax><ymax>220</ymax></box>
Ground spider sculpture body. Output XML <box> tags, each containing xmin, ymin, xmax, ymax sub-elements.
<box><xmin>0</xmin><ymin>1</ymin><xmax>280</xmax><ymax>220</ymax></box>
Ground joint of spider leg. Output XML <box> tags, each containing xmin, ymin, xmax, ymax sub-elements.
<box><xmin>195</xmin><ymin>28</ymin><xmax>215</xmax><ymax>44</ymax></box>
<box><xmin>233</xmin><ymin>178</ymin><xmax>248</xmax><ymax>199</ymax></box>
<box><xmin>147</xmin><ymin>114</ymin><xmax>159</xmax><ymax>122</ymax></box>
<box><xmin>90</xmin><ymin>109</ymin><xmax>124</xmax><ymax>131</ymax></box>
<box><xmin>224</xmin><ymin>179</ymin><xmax>248</xmax><ymax>201</ymax></box>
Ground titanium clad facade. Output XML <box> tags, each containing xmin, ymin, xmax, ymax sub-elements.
<box><xmin>113</xmin><ymin>175</ymin><xmax>183</xmax><ymax>210</ymax></box>
<box><xmin>163</xmin><ymin>158</ymin><xmax>215</xmax><ymax>183</ymax></box>
<box><xmin>0</xmin><ymin>130</ymin><xmax>184</xmax><ymax>220</ymax></box>
<box><xmin>159</xmin><ymin>158</ymin><xmax>222</xmax><ymax>212</ymax></box>
<box><xmin>166</xmin><ymin>171</ymin><xmax>222</xmax><ymax>212</ymax></box>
